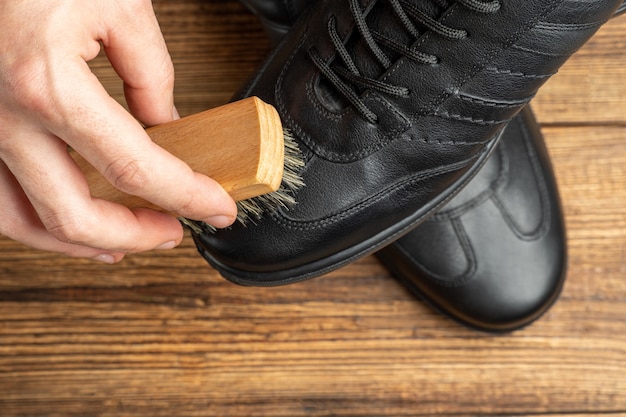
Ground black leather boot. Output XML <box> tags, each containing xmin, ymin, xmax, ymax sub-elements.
<box><xmin>193</xmin><ymin>0</ymin><xmax>623</xmax><ymax>289</ymax></box>
<box><xmin>229</xmin><ymin>1</ymin><xmax>625</xmax><ymax>331</ymax></box>
<box><xmin>376</xmin><ymin>106</ymin><xmax>566</xmax><ymax>332</ymax></box>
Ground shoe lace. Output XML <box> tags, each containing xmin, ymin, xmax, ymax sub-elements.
<box><xmin>308</xmin><ymin>0</ymin><xmax>501</xmax><ymax>124</ymax></box>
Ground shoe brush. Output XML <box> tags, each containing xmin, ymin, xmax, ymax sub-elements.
<box><xmin>71</xmin><ymin>96</ymin><xmax>304</xmax><ymax>233</ymax></box>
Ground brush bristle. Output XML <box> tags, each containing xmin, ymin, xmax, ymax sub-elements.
<box><xmin>180</xmin><ymin>129</ymin><xmax>304</xmax><ymax>234</ymax></box>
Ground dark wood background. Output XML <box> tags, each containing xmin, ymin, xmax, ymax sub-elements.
<box><xmin>1</xmin><ymin>1</ymin><xmax>625</xmax><ymax>415</ymax></box>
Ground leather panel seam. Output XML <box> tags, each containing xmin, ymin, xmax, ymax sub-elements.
<box><xmin>491</xmin><ymin>115</ymin><xmax>551</xmax><ymax>240</ymax></box>
<box><xmin>271</xmin><ymin>154</ymin><xmax>483</xmax><ymax>229</ymax></box>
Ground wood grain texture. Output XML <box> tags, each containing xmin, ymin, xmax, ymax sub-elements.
<box><xmin>0</xmin><ymin>1</ymin><xmax>625</xmax><ymax>416</ymax></box>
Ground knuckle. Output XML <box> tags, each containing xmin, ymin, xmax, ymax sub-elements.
<box><xmin>43</xmin><ymin>212</ymin><xmax>140</xmax><ymax>253</ymax></box>
<box><xmin>44</xmin><ymin>212</ymin><xmax>92</xmax><ymax>244</ymax></box>
<box><xmin>4</xmin><ymin>64</ymin><xmax>53</xmax><ymax>117</ymax></box>
<box><xmin>1</xmin><ymin>60</ymin><xmax>67</xmax><ymax>127</ymax></box>
<box><xmin>105</xmin><ymin>158</ymin><xmax>150</xmax><ymax>194</ymax></box>
<box><xmin>171</xmin><ymin>192</ymin><xmax>197</xmax><ymax>216</ymax></box>
<box><xmin>159</xmin><ymin>61</ymin><xmax>175</xmax><ymax>90</ymax></box>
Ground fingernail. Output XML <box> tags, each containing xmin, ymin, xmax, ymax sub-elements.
<box><xmin>172</xmin><ymin>105</ymin><xmax>180</xmax><ymax>120</ymax></box>
<box><xmin>203</xmin><ymin>215</ymin><xmax>236</xmax><ymax>229</ymax></box>
<box><xmin>155</xmin><ymin>240</ymin><xmax>178</xmax><ymax>250</ymax></box>
<box><xmin>93</xmin><ymin>254</ymin><xmax>116</xmax><ymax>264</ymax></box>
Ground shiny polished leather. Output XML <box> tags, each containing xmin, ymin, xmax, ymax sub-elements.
<box><xmin>193</xmin><ymin>0</ymin><xmax>622</xmax><ymax>286</ymax></box>
<box><xmin>377</xmin><ymin>107</ymin><xmax>566</xmax><ymax>332</ymax></box>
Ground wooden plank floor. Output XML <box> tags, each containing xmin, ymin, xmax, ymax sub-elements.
<box><xmin>1</xmin><ymin>1</ymin><xmax>625</xmax><ymax>415</ymax></box>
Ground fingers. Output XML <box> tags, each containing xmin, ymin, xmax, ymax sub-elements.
<box><xmin>66</xmin><ymin>0</ymin><xmax>239</xmax><ymax>226</ymax></box>
<box><xmin>0</xmin><ymin>0</ymin><xmax>237</xmax><ymax>260</ymax></box>
<box><xmin>0</xmin><ymin>159</ymin><xmax>125</xmax><ymax>263</ymax></box>
<box><xmin>43</xmin><ymin>61</ymin><xmax>237</xmax><ymax>227</ymax></box>
<box><xmin>1</xmin><ymin>128</ymin><xmax>188</xmax><ymax>254</ymax></box>
<box><xmin>100</xmin><ymin>0</ymin><xmax>177</xmax><ymax>126</ymax></box>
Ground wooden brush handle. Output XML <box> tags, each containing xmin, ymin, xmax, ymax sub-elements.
<box><xmin>72</xmin><ymin>97</ymin><xmax>284</xmax><ymax>213</ymax></box>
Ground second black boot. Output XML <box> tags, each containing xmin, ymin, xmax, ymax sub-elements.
<box><xmin>376</xmin><ymin>106</ymin><xmax>567</xmax><ymax>332</ymax></box>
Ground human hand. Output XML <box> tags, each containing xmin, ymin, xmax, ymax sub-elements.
<box><xmin>0</xmin><ymin>0</ymin><xmax>237</xmax><ymax>263</ymax></box>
